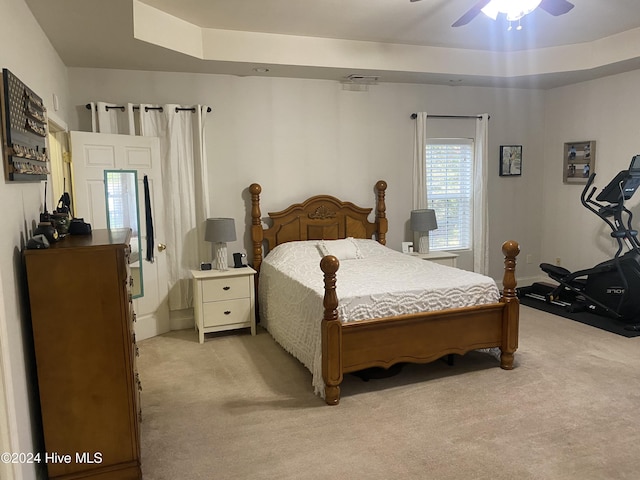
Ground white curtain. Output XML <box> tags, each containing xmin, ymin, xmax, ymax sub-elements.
<box><xmin>90</xmin><ymin>102</ymin><xmax>136</xmax><ymax>135</ymax></box>
<box><xmin>473</xmin><ymin>114</ymin><xmax>490</xmax><ymax>274</ymax></box>
<box><xmin>412</xmin><ymin>112</ymin><xmax>428</xmax><ymax>210</ymax></box>
<box><xmin>139</xmin><ymin>104</ymin><xmax>210</xmax><ymax>310</ymax></box>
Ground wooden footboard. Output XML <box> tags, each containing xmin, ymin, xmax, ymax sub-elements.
<box><xmin>320</xmin><ymin>240</ymin><xmax>520</xmax><ymax>405</ymax></box>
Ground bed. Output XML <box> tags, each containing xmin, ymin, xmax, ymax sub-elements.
<box><xmin>249</xmin><ymin>180</ymin><xmax>520</xmax><ymax>405</ymax></box>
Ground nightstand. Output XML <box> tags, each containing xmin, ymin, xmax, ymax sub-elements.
<box><xmin>408</xmin><ymin>251</ymin><xmax>458</xmax><ymax>267</ymax></box>
<box><xmin>191</xmin><ymin>267</ymin><xmax>257</xmax><ymax>343</ymax></box>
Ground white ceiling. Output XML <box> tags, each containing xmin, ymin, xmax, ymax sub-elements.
<box><xmin>24</xmin><ymin>0</ymin><xmax>640</xmax><ymax>88</ymax></box>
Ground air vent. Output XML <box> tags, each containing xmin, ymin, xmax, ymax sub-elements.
<box><xmin>344</xmin><ymin>74</ymin><xmax>379</xmax><ymax>85</ymax></box>
<box><xmin>340</xmin><ymin>74</ymin><xmax>379</xmax><ymax>92</ymax></box>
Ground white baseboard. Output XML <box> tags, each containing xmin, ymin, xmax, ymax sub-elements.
<box><xmin>134</xmin><ymin>316</ymin><xmax>168</xmax><ymax>341</ymax></box>
<box><xmin>170</xmin><ymin>308</ymin><xmax>195</xmax><ymax>331</ymax></box>
<box><xmin>134</xmin><ymin>309</ymin><xmax>194</xmax><ymax>341</ymax></box>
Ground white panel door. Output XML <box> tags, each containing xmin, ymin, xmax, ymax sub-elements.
<box><xmin>70</xmin><ymin>131</ymin><xmax>169</xmax><ymax>340</ymax></box>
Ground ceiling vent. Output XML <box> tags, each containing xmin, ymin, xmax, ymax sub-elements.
<box><xmin>344</xmin><ymin>74</ymin><xmax>379</xmax><ymax>84</ymax></box>
<box><xmin>341</xmin><ymin>74</ymin><xmax>380</xmax><ymax>91</ymax></box>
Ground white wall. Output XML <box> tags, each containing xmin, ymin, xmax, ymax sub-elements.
<box><xmin>4</xmin><ymin>3</ymin><xmax>640</xmax><ymax>478</ymax></box>
<box><xmin>542</xmin><ymin>69</ymin><xmax>640</xmax><ymax>274</ymax></box>
<box><xmin>67</xmin><ymin>68</ymin><xmax>546</xmax><ymax>283</ymax></box>
<box><xmin>0</xmin><ymin>0</ymin><xmax>70</xmax><ymax>478</ymax></box>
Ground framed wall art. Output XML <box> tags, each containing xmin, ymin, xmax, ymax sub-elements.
<box><xmin>563</xmin><ymin>141</ymin><xmax>595</xmax><ymax>184</ymax></box>
<box><xmin>499</xmin><ymin>145</ymin><xmax>522</xmax><ymax>177</ymax></box>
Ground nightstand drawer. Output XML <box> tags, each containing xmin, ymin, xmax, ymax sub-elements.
<box><xmin>201</xmin><ymin>276</ymin><xmax>250</xmax><ymax>302</ymax></box>
<box><xmin>202</xmin><ymin>298</ymin><xmax>252</xmax><ymax>328</ymax></box>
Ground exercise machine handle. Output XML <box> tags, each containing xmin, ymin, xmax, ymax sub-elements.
<box><xmin>581</xmin><ymin>172</ymin><xmax>597</xmax><ymax>206</ymax></box>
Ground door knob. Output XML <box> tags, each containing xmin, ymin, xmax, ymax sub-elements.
<box><xmin>157</xmin><ymin>243</ymin><xmax>167</xmax><ymax>252</ymax></box>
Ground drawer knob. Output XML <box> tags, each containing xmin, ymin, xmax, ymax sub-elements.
<box><xmin>223</xmin><ymin>286</ymin><xmax>231</xmax><ymax>291</ymax></box>
<box><xmin>224</xmin><ymin>310</ymin><xmax>231</xmax><ymax>315</ymax></box>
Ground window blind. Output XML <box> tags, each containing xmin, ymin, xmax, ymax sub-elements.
<box><xmin>426</xmin><ymin>139</ymin><xmax>473</xmax><ymax>250</ymax></box>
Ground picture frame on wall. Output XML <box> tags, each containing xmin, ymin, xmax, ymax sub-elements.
<box><xmin>499</xmin><ymin>145</ymin><xmax>522</xmax><ymax>177</ymax></box>
<box><xmin>563</xmin><ymin>141</ymin><xmax>595</xmax><ymax>184</ymax></box>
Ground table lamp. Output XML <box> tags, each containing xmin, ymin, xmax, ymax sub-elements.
<box><xmin>410</xmin><ymin>209</ymin><xmax>438</xmax><ymax>254</ymax></box>
<box><xmin>205</xmin><ymin>218</ymin><xmax>237</xmax><ymax>270</ymax></box>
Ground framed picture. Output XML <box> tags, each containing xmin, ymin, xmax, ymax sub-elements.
<box><xmin>563</xmin><ymin>141</ymin><xmax>595</xmax><ymax>184</ymax></box>
<box><xmin>499</xmin><ymin>145</ymin><xmax>522</xmax><ymax>177</ymax></box>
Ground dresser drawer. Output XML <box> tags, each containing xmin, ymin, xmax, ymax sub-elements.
<box><xmin>202</xmin><ymin>298</ymin><xmax>251</xmax><ymax>328</ymax></box>
<box><xmin>201</xmin><ymin>276</ymin><xmax>250</xmax><ymax>302</ymax></box>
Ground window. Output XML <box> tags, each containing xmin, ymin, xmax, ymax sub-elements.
<box><xmin>105</xmin><ymin>170</ymin><xmax>139</xmax><ymax>236</ymax></box>
<box><xmin>426</xmin><ymin>139</ymin><xmax>473</xmax><ymax>251</ymax></box>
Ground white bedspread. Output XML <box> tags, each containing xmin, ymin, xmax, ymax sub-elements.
<box><xmin>258</xmin><ymin>239</ymin><xmax>500</xmax><ymax>396</ymax></box>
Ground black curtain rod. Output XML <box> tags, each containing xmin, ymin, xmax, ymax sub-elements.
<box><xmin>85</xmin><ymin>103</ymin><xmax>212</xmax><ymax>113</ymax></box>
<box><xmin>410</xmin><ymin>113</ymin><xmax>489</xmax><ymax>120</ymax></box>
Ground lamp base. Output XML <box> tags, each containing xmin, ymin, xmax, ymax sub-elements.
<box><xmin>214</xmin><ymin>243</ymin><xmax>228</xmax><ymax>271</ymax></box>
<box><xmin>417</xmin><ymin>235</ymin><xmax>430</xmax><ymax>254</ymax></box>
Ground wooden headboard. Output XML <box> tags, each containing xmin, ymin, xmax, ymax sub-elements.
<box><xmin>249</xmin><ymin>181</ymin><xmax>388</xmax><ymax>272</ymax></box>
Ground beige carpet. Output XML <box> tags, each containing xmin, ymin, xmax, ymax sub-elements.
<box><xmin>138</xmin><ymin>306</ymin><xmax>640</xmax><ymax>480</ymax></box>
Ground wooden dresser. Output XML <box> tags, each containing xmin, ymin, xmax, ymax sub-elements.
<box><xmin>24</xmin><ymin>229</ymin><xmax>141</xmax><ymax>480</ymax></box>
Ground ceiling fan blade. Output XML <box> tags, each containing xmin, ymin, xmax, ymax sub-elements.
<box><xmin>539</xmin><ymin>0</ymin><xmax>575</xmax><ymax>16</ymax></box>
<box><xmin>451</xmin><ymin>0</ymin><xmax>492</xmax><ymax>27</ymax></box>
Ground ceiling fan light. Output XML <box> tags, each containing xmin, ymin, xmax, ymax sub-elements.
<box><xmin>482</xmin><ymin>0</ymin><xmax>543</xmax><ymax>22</ymax></box>
<box><xmin>505</xmin><ymin>0</ymin><xmax>543</xmax><ymax>21</ymax></box>
<box><xmin>480</xmin><ymin>0</ymin><xmax>501</xmax><ymax>20</ymax></box>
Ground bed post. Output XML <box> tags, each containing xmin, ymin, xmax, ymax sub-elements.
<box><xmin>500</xmin><ymin>240</ymin><xmax>520</xmax><ymax>370</ymax></box>
<box><xmin>321</xmin><ymin>255</ymin><xmax>343</xmax><ymax>406</ymax></box>
<box><xmin>375</xmin><ymin>180</ymin><xmax>388</xmax><ymax>245</ymax></box>
<box><xmin>249</xmin><ymin>183</ymin><xmax>264</xmax><ymax>273</ymax></box>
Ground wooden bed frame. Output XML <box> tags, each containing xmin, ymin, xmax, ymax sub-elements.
<box><xmin>249</xmin><ymin>180</ymin><xmax>519</xmax><ymax>405</ymax></box>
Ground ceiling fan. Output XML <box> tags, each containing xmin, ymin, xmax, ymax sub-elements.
<box><xmin>411</xmin><ymin>0</ymin><xmax>574</xmax><ymax>28</ymax></box>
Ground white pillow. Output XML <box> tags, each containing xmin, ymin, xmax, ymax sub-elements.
<box><xmin>317</xmin><ymin>238</ymin><xmax>363</xmax><ymax>260</ymax></box>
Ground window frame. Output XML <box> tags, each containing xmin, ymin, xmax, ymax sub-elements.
<box><xmin>425</xmin><ymin>138</ymin><xmax>474</xmax><ymax>252</ymax></box>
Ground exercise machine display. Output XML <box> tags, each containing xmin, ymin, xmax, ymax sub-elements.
<box><xmin>537</xmin><ymin>155</ymin><xmax>640</xmax><ymax>327</ymax></box>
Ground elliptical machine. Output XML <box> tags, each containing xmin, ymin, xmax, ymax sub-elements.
<box><xmin>539</xmin><ymin>155</ymin><xmax>640</xmax><ymax>328</ymax></box>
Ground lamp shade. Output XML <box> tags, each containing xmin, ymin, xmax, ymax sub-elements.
<box><xmin>205</xmin><ymin>218</ymin><xmax>237</xmax><ymax>243</ymax></box>
<box><xmin>410</xmin><ymin>209</ymin><xmax>438</xmax><ymax>232</ymax></box>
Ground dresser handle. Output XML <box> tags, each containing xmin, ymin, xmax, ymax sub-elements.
<box><xmin>224</xmin><ymin>310</ymin><xmax>231</xmax><ymax>315</ymax></box>
<box><xmin>223</xmin><ymin>286</ymin><xmax>231</xmax><ymax>291</ymax></box>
